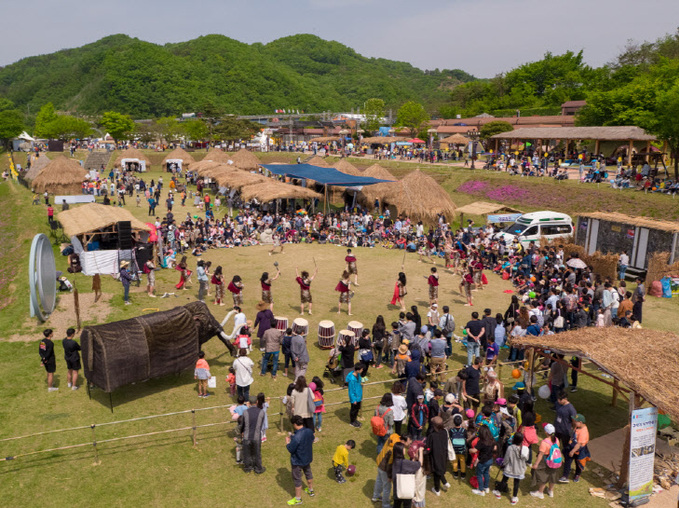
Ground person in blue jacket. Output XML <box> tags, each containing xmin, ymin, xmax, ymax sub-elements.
<box><xmin>346</xmin><ymin>363</ymin><xmax>364</xmax><ymax>428</ymax></box>
<box><xmin>286</xmin><ymin>415</ymin><xmax>315</xmax><ymax>506</ymax></box>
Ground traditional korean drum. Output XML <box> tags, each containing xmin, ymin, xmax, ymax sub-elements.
<box><xmin>337</xmin><ymin>330</ymin><xmax>355</xmax><ymax>347</ymax></box>
<box><xmin>317</xmin><ymin>320</ymin><xmax>335</xmax><ymax>349</ymax></box>
<box><xmin>347</xmin><ymin>320</ymin><xmax>363</xmax><ymax>341</ymax></box>
<box><xmin>292</xmin><ymin>317</ymin><xmax>309</xmax><ymax>337</ymax></box>
<box><xmin>274</xmin><ymin>316</ymin><xmax>289</xmax><ymax>331</ymax></box>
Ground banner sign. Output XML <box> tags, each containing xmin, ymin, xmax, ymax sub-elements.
<box><xmin>628</xmin><ymin>407</ymin><xmax>657</xmax><ymax>503</ymax></box>
<box><xmin>487</xmin><ymin>213</ymin><xmax>522</xmax><ymax>224</ymax></box>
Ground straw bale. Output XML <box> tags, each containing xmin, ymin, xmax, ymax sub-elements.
<box><xmin>382</xmin><ymin>169</ymin><xmax>456</xmax><ymax>222</ymax></box>
<box><xmin>162</xmin><ymin>147</ymin><xmax>196</xmax><ymax>168</ymax></box>
<box><xmin>646</xmin><ymin>252</ymin><xmax>679</xmax><ymax>284</ymax></box>
<box><xmin>240</xmin><ymin>181</ymin><xmax>322</xmax><ymax>203</ymax></box>
<box><xmin>113</xmin><ymin>148</ymin><xmax>152</xmax><ymax>168</ymax></box>
<box><xmin>508</xmin><ymin>327</ymin><xmax>679</xmax><ymax>423</ymax></box>
<box><xmin>31</xmin><ymin>155</ymin><xmax>89</xmax><ymax>195</ymax></box>
<box><xmin>24</xmin><ymin>153</ymin><xmax>51</xmax><ymax>182</ymax></box>
<box><xmin>57</xmin><ymin>203</ymin><xmax>150</xmax><ymax>237</ymax></box>
<box><xmin>229</xmin><ymin>148</ymin><xmax>261</xmax><ymax>171</ymax></box>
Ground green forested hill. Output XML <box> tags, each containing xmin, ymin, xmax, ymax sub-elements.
<box><xmin>0</xmin><ymin>34</ymin><xmax>475</xmax><ymax>117</ymax></box>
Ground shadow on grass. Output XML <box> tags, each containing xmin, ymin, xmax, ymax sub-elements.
<box><xmin>358</xmin><ymin>438</ymin><xmax>376</xmax><ymax>459</ymax></box>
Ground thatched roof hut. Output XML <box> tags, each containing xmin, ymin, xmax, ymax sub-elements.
<box><xmin>333</xmin><ymin>159</ymin><xmax>362</xmax><ymax>176</ymax></box>
<box><xmin>57</xmin><ymin>203</ymin><xmax>150</xmax><ymax>238</ymax></box>
<box><xmin>383</xmin><ymin>169</ymin><xmax>456</xmax><ymax>222</ymax></box>
<box><xmin>508</xmin><ymin>327</ymin><xmax>679</xmax><ymax>423</ymax></box>
<box><xmin>440</xmin><ymin>134</ymin><xmax>470</xmax><ymax>145</ymax></box>
<box><xmin>203</xmin><ymin>147</ymin><xmax>232</xmax><ymax>164</ymax></box>
<box><xmin>240</xmin><ymin>181</ymin><xmax>322</xmax><ymax>203</ymax></box>
<box><xmin>113</xmin><ymin>148</ymin><xmax>152</xmax><ymax>168</ymax></box>
<box><xmin>357</xmin><ymin>164</ymin><xmax>399</xmax><ymax>209</ymax></box>
<box><xmin>229</xmin><ymin>148</ymin><xmax>261</xmax><ymax>171</ymax></box>
<box><xmin>362</xmin><ymin>136</ymin><xmax>409</xmax><ymax>145</ymax></box>
<box><xmin>162</xmin><ymin>148</ymin><xmax>196</xmax><ymax>169</ymax></box>
<box><xmin>215</xmin><ymin>171</ymin><xmax>270</xmax><ymax>190</ymax></box>
<box><xmin>192</xmin><ymin>160</ymin><xmax>230</xmax><ymax>177</ymax></box>
<box><xmin>24</xmin><ymin>154</ymin><xmax>52</xmax><ymax>182</ymax></box>
<box><xmin>310</xmin><ymin>136</ymin><xmax>340</xmax><ymax>143</ymax></box>
<box><xmin>306</xmin><ymin>156</ymin><xmax>330</xmax><ymax>167</ymax></box>
<box><xmin>31</xmin><ymin>156</ymin><xmax>89</xmax><ymax>195</ymax></box>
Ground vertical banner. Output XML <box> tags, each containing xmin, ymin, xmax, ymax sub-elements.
<box><xmin>628</xmin><ymin>407</ymin><xmax>657</xmax><ymax>503</ymax></box>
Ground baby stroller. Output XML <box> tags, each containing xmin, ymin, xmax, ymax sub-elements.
<box><xmin>323</xmin><ymin>348</ymin><xmax>343</xmax><ymax>384</ymax></box>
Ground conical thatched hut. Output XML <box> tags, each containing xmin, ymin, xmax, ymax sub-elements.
<box><xmin>162</xmin><ymin>147</ymin><xmax>196</xmax><ymax>170</ymax></box>
<box><xmin>333</xmin><ymin>159</ymin><xmax>362</xmax><ymax>176</ymax></box>
<box><xmin>24</xmin><ymin>154</ymin><xmax>52</xmax><ymax>182</ymax></box>
<box><xmin>240</xmin><ymin>181</ymin><xmax>322</xmax><ymax>203</ymax></box>
<box><xmin>203</xmin><ymin>147</ymin><xmax>231</xmax><ymax>164</ymax></box>
<box><xmin>383</xmin><ymin>169</ymin><xmax>456</xmax><ymax>222</ymax></box>
<box><xmin>31</xmin><ymin>156</ymin><xmax>89</xmax><ymax>195</ymax></box>
<box><xmin>229</xmin><ymin>148</ymin><xmax>261</xmax><ymax>171</ymax></box>
<box><xmin>357</xmin><ymin>164</ymin><xmax>398</xmax><ymax>209</ymax></box>
<box><xmin>192</xmin><ymin>160</ymin><xmax>231</xmax><ymax>177</ymax></box>
<box><xmin>113</xmin><ymin>148</ymin><xmax>152</xmax><ymax>169</ymax></box>
<box><xmin>307</xmin><ymin>156</ymin><xmax>330</xmax><ymax>167</ymax></box>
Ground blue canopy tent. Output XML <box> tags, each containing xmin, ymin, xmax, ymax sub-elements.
<box><xmin>261</xmin><ymin>163</ymin><xmax>395</xmax><ymax>211</ymax></box>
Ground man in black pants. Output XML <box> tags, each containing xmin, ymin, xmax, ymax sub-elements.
<box><xmin>237</xmin><ymin>393</ymin><xmax>267</xmax><ymax>474</ymax></box>
<box><xmin>62</xmin><ymin>327</ymin><xmax>81</xmax><ymax>390</ymax></box>
<box><xmin>39</xmin><ymin>329</ymin><xmax>58</xmax><ymax>392</ymax></box>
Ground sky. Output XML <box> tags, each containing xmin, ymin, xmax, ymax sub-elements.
<box><xmin>3</xmin><ymin>0</ymin><xmax>679</xmax><ymax>77</ymax></box>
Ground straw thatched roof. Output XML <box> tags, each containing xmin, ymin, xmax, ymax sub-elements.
<box><xmin>203</xmin><ymin>147</ymin><xmax>232</xmax><ymax>163</ymax></box>
<box><xmin>24</xmin><ymin>154</ymin><xmax>52</xmax><ymax>182</ymax></box>
<box><xmin>192</xmin><ymin>160</ymin><xmax>235</xmax><ymax>178</ymax></box>
<box><xmin>333</xmin><ymin>159</ymin><xmax>362</xmax><ymax>176</ymax></box>
<box><xmin>113</xmin><ymin>148</ymin><xmax>152</xmax><ymax>168</ymax></box>
<box><xmin>508</xmin><ymin>327</ymin><xmax>679</xmax><ymax>423</ymax></box>
<box><xmin>357</xmin><ymin>164</ymin><xmax>399</xmax><ymax>208</ymax></box>
<box><xmin>310</xmin><ymin>136</ymin><xmax>340</xmax><ymax>143</ymax></box>
<box><xmin>578</xmin><ymin>212</ymin><xmax>679</xmax><ymax>234</ymax></box>
<box><xmin>440</xmin><ymin>134</ymin><xmax>471</xmax><ymax>145</ymax></box>
<box><xmin>229</xmin><ymin>148</ymin><xmax>261</xmax><ymax>171</ymax></box>
<box><xmin>306</xmin><ymin>156</ymin><xmax>330</xmax><ymax>167</ymax></box>
<box><xmin>383</xmin><ymin>169</ymin><xmax>456</xmax><ymax>221</ymax></box>
<box><xmin>362</xmin><ymin>136</ymin><xmax>409</xmax><ymax>144</ymax></box>
<box><xmin>31</xmin><ymin>156</ymin><xmax>89</xmax><ymax>195</ymax></box>
<box><xmin>162</xmin><ymin>147</ymin><xmax>196</xmax><ymax>168</ymax></box>
<box><xmin>491</xmin><ymin>126</ymin><xmax>656</xmax><ymax>141</ymax></box>
<box><xmin>57</xmin><ymin>203</ymin><xmax>151</xmax><ymax>238</ymax></box>
<box><xmin>215</xmin><ymin>171</ymin><xmax>270</xmax><ymax>190</ymax></box>
<box><xmin>240</xmin><ymin>181</ymin><xmax>322</xmax><ymax>203</ymax></box>
<box><xmin>455</xmin><ymin>201</ymin><xmax>523</xmax><ymax>216</ymax></box>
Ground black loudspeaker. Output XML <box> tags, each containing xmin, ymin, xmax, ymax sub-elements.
<box><xmin>135</xmin><ymin>243</ymin><xmax>153</xmax><ymax>265</ymax></box>
<box><xmin>118</xmin><ymin>221</ymin><xmax>133</xmax><ymax>250</ymax></box>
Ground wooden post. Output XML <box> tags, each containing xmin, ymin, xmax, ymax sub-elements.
<box><xmin>645</xmin><ymin>141</ymin><xmax>651</xmax><ymax>162</ymax></box>
<box><xmin>494</xmin><ymin>138</ymin><xmax>499</xmax><ymax>154</ymax></box>
<box><xmin>594</xmin><ymin>140</ymin><xmax>600</xmax><ymax>157</ymax></box>
<box><xmin>527</xmin><ymin>348</ymin><xmax>536</xmax><ymax>395</ymax></box>
<box><xmin>191</xmin><ymin>409</ymin><xmax>197</xmax><ymax>447</ymax></box>
<box><xmin>628</xmin><ymin>140</ymin><xmax>634</xmax><ymax>167</ymax></box>
<box><xmin>612</xmin><ymin>378</ymin><xmax>620</xmax><ymax>407</ymax></box>
<box><xmin>616</xmin><ymin>391</ymin><xmax>636</xmax><ymax>489</ymax></box>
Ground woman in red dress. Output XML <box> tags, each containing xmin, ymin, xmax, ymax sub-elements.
<box><xmin>335</xmin><ymin>270</ymin><xmax>354</xmax><ymax>316</ymax></box>
<box><xmin>175</xmin><ymin>256</ymin><xmax>192</xmax><ymax>290</ymax></box>
<box><xmin>390</xmin><ymin>271</ymin><xmax>407</xmax><ymax>311</ymax></box>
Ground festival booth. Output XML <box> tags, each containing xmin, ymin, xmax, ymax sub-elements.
<box><xmin>114</xmin><ymin>148</ymin><xmax>152</xmax><ymax>173</ymax></box>
<box><xmin>508</xmin><ymin>328</ymin><xmax>679</xmax><ymax>505</ymax></box>
<box><xmin>162</xmin><ymin>148</ymin><xmax>196</xmax><ymax>172</ymax></box>
<box><xmin>57</xmin><ymin>203</ymin><xmax>152</xmax><ymax>276</ymax></box>
<box><xmin>454</xmin><ymin>201</ymin><xmax>523</xmax><ymax>227</ymax></box>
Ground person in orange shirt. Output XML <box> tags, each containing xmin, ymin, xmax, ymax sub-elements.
<box><xmin>559</xmin><ymin>414</ymin><xmax>590</xmax><ymax>483</ymax></box>
<box><xmin>194</xmin><ymin>351</ymin><xmax>211</xmax><ymax>398</ymax></box>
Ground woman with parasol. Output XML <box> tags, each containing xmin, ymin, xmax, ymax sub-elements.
<box><xmin>260</xmin><ymin>264</ymin><xmax>281</xmax><ymax>311</ymax></box>
<box><xmin>295</xmin><ymin>266</ymin><xmax>318</xmax><ymax>315</ymax></box>
<box><xmin>390</xmin><ymin>271</ymin><xmax>407</xmax><ymax>312</ymax></box>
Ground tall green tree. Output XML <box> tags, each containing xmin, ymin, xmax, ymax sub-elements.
<box><xmin>0</xmin><ymin>109</ymin><xmax>23</xmax><ymax>149</ymax></box>
<box><xmin>362</xmin><ymin>98</ymin><xmax>385</xmax><ymax>134</ymax></box>
<box><xmin>640</xmin><ymin>83</ymin><xmax>679</xmax><ymax>180</ymax></box>
<box><xmin>34</xmin><ymin>103</ymin><xmax>59</xmax><ymax>138</ymax></box>
<box><xmin>182</xmin><ymin>119</ymin><xmax>208</xmax><ymax>142</ymax></box>
<box><xmin>395</xmin><ymin>101</ymin><xmax>429</xmax><ymax>137</ymax></box>
<box><xmin>155</xmin><ymin>116</ymin><xmax>182</xmax><ymax>143</ymax></box>
<box><xmin>479</xmin><ymin>121</ymin><xmax>514</xmax><ymax>141</ymax></box>
<box><xmin>100</xmin><ymin>111</ymin><xmax>135</xmax><ymax>142</ymax></box>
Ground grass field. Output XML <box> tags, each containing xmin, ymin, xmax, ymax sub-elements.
<box><xmin>0</xmin><ymin>150</ymin><xmax>676</xmax><ymax>507</ymax></box>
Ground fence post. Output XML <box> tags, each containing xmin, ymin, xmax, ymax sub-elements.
<box><xmin>91</xmin><ymin>424</ymin><xmax>100</xmax><ymax>465</ymax></box>
<box><xmin>279</xmin><ymin>398</ymin><xmax>284</xmax><ymax>433</ymax></box>
<box><xmin>192</xmin><ymin>410</ymin><xmax>197</xmax><ymax>447</ymax></box>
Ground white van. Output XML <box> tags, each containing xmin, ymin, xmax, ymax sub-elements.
<box><xmin>496</xmin><ymin>211</ymin><xmax>573</xmax><ymax>247</ymax></box>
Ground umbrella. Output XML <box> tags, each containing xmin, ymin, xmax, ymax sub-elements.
<box><xmin>409</xmin><ymin>138</ymin><xmax>425</xmax><ymax>144</ymax></box>
<box><xmin>566</xmin><ymin>258</ymin><xmax>587</xmax><ymax>269</ymax></box>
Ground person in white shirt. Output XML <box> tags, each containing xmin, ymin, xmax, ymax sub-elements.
<box><xmin>233</xmin><ymin>348</ymin><xmax>254</xmax><ymax>401</ymax></box>
<box><xmin>619</xmin><ymin>251</ymin><xmax>629</xmax><ymax>281</ymax></box>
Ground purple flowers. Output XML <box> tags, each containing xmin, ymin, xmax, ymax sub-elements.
<box><xmin>457</xmin><ymin>181</ymin><xmax>489</xmax><ymax>194</ymax></box>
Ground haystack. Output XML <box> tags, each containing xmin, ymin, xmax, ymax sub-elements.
<box><xmin>24</xmin><ymin>154</ymin><xmax>52</xmax><ymax>182</ymax></box>
<box><xmin>31</xmin><ymin>155</ymin><xmax>89</xmax><ymax>195</ymax></box>
<box><xmin>240</xmin><ymin>181</ymin><xmax>322</xmax><ymax>203</ymax></box>
<box><xmin>229</xmin><ymin>148</ymin><xmax>261</xmax><ymax>171</ymax></box>
<box><xmin>307</xmin><ymin>156</ymin><xmax>330</xmax><ymax>167</ymax></box>
<box><xmin>113</xmin><ymin>148</ymin><xmax>152</xmax><ymax>168</ymax></box>
<box><xmin>383</xmin><ymin>169</ymin><xmax>456</xmax><ymax>222</ymax></box>
<box><xmin>333</xmin><ymin>159</ymin><xmax>362</xmax><ymax>176</ymax></box>
<box><xmin>162</xmin><ymin>147</ymin><xmax>196</xmax><ymax>169</ymax></box>
<box><xmin>357</xmin><ymin>164</ymin><xmax>399</xmax><ymax>209</ymax></box>
<box><xmin>203</xmin><ymin>147</ymin><xmax>232</xmax><ymax>164</ymax></box>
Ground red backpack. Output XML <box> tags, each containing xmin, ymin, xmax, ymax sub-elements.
<box><xmin>371</xmin><ymin>407</ymin><xmax>392</xmax><ymax>436</ymax></box>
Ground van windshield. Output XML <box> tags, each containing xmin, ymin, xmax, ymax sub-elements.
<box><xmin>503</xmin><ymin>222</ymin><xmax>528</xmax><ymax>235</ymax></box>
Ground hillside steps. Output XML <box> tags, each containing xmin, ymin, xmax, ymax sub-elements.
<box><xmin>84</xmin><ymin>151</ymin><xmax>112</xmax><ymax>171</ymax></box>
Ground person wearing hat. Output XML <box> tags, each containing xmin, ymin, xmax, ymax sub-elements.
<box><xmin>529</xmin><ymin>423</ymin><xmax>561</xmax><ymax>499</ymax></box>
<box><xmin>559</xmin><ymin>414</ymin><xmax>590</xmax><ymax>484</ymax></box>
<box><xmin>392</xmin><ymin>343</ymin><xmax>411</xmax><ymax>378</ymax></box>
<box><xmin>119</xmin><ymin>260</ymin><xmax>134</xmax><ymax>305</ymax></box>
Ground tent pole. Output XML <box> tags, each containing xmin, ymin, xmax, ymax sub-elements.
<box><xmin>109</xmin><ymin>392</ymin><xmax>114</xmax><ymax>413</ymax></box>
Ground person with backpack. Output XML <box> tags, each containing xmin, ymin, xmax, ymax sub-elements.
<box><xmin>372</xmin><ymin>393</ymin><xmax>395</xmax><ymax>453</ymax></box>
<box><xmin>559</xmin><ymin>414</ymin><xmax>590</xmax><ymax>484</ymax></box>
<box><xmin>388</xmin><ymin>441</ymin><xmax>423</xmax><ymax>508</ymax></box>
<box><xmin>449</xmin><ymin>414</ymin><xmax>467</xmax><ymax>479</ymax></box>
<box><xmin>438</xmin><ymin>306</ymin><xmax>456</xmax><ymax>357</ymax></box>
<box><xmin>530</xmin><ymin>423</ymin><xmax>561</xmax><ymax>499</ymax></box>
<box><xmin>372</xmin><ymin>434</ymin><xmax>402</xmax><ymax>507</ymax></box>
<box><xmin>470</xmin><ymin>424</ymin><xmax>497</xmax><ymax>496</ymax></box>
<box><xmin>493</xmin><ymin>432</ymin><xmax>529</xmax><ymax>505</ymax></box>
<box><xmin>310</xmin><ymin>378</ymin><xmax>325</xmax><ymax>433</ymax></box>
